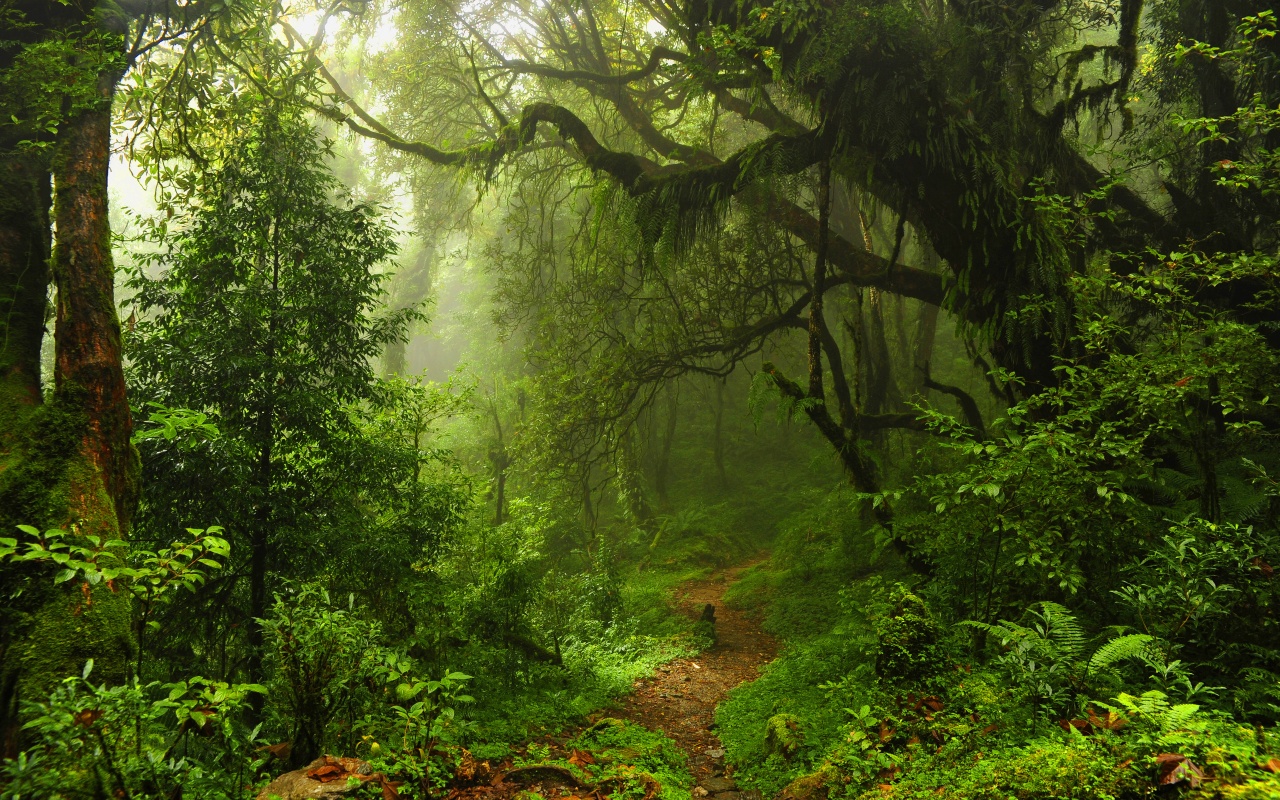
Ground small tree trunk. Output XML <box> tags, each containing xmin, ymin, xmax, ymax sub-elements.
<box><xmin>654</xmin><ymin>383</ymin><xmax>678</xmax><ymax>508</ymax></box>
<box><xmin>712</xmin><ymin>377</ymin><xmax>727</xmax><ymax>488</ymax></box>
<box><xmin>912</xmin><ymin>302</ymin><xmax>940</xmax><ymax>396</ymax></box>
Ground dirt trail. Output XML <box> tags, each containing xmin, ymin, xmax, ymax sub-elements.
<box><xmin>612</xmin><ymin>560</ymin><xmax>778</xmax><ymax>796</ymax></box>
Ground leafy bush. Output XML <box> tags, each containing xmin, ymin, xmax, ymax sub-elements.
<box><xmin>0</xmin><ymin>663</ymin><xmax>264</xmax><ymax>800</ymax></box>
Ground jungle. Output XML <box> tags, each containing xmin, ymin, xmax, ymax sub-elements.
<box><xmin>1</xmin><ymin>0</ymin><xmax>1279</xmax><ymax>798</ymax></box>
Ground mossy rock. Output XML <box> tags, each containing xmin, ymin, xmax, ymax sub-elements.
<box><xmin>693</xmin><ymin>619</ymin><xmax>717</xmax><ymax>646</ymax></box>
<box><xmin>873</xmin><ymin>585</ymin><xmax>944</xmax><ymax>685</ymax></box>
<box><xmin>765</xmin><ymin>713</ymin><xmax>804</xmax><ymax>759</ymax></box>
<box><xmin>777</xmin><ymin>764</ymin><xmax>837</xmax><ymax>800</ymax></box>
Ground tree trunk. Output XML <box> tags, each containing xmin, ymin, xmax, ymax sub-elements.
<box><xmin>653</xmin><ymin>383</ymin><xmax>678</xmax><ymax>508</ymax></box>
<box><xmin>1</xmin><ymin>69</ymin><xmax>137</xmax><ymax>756</ymax></box>
<box><xmin>0</xmin><ymin>154</ymin><xmax>51</xmax><ymax>404</ymax></box>
<box><xmin>248</xmin><ymin>234</ymin><xmax>282</xmax><ymax>696</ymax></box>
<box><xmin>912</xmin><ymin>302</ymin><xmax>940</xmax><ymax>396</ymax></box>
<box><xmin>52</xmin><ymin>79</ymin><xmax>138</xmax><ymax>533</ymax></box>
<box><xmin>0</xmin><ymin>149</ymin><xmax>53</xmax><ymax>763</ymax></box>
<box><xmin>712</xmin><ymin>377</ymin><xmax>727</xmax><ymax>489</ymax></box>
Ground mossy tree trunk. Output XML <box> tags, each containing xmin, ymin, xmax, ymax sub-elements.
<box><xmin>0</xmin><ymin>148</ymin><xmax>54</xmax><ymax>761</ymax></box>
<box><xmin>0</xmin><ymin>43</ymin><xmax>137</xmax><ymax>756</ymax></box>
<box><xmin>52</xmin><ymin>71</ymin><xmax>138</xmax><ymax>535</ymax></box>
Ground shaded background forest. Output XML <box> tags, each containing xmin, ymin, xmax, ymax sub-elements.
<box><xmin>1</xmin><ymin>0</ymin><xmax>1279</xmax><ymax>797</ymax></box>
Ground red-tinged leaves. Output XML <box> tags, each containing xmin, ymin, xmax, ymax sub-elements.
<box><xmin>1156</xmin><ymin>753</ymin><xmax>1205</xmax><ymax>788</ymax></box>
<box><xmin>1260</xmin><ymin>758</ymin><xmax>1280</xmax><ymax>774</ymax></box>
<box><xmin>1087</xmin><ymin>709</ymin><xmax>1126</xmax><ymax>731</ymax></box>
<box><xmin>980</xmin><ymin>723</ymin><xmax>999</xmax><ymax>735</ymax></box>
<box><xmin>878</xmin><ymin>722</ymin><xmax>896</xmax><ymax>743</ymax></box>
<box><xmin>569</xmin><ymin>750</ymin><xmax>596</xmax><ymax>767</ymax></box>
<box><xmin>73</xmin><ymin>709</ymin><xmax>103</xmax><ymax>727</ymax></box>
<box><xmin>1059</xmin><ymin>719</ymin><xmax>1091</xmax><ymax>735</ymax></box>
<box><xmin>1174</xmin><ymin>376</ymin><xmax>1193</xmax><ymax>387</ymax></box>
<box><xmin>380</xmin><ymin>777</ymin><xmax>404</xmax><ymax>800</ymax></box>
<box><xmin>308</xmin><ymin>765</ymin><xmax>343</xmax><ymax>782</ymax></box>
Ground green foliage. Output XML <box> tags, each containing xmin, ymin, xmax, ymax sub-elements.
<box><xmin>0</xmin><ymin>665</ymin><xmax>265</xmax><ymax>799</ymax></box>
<box><xmin>1</xmin><ymin>523</ymin><xmax>232</xmax><ymax>678</ymax></box>
<box><xmin>873</xmin><ymin>586</ymin><xmax>945</xmax><ymax>688</ymax></box>
<box><xmin>260</xmin><ymin>584</ymin><xmax>386</xmax><ymax>767</ymax></box>
<box><xmin>568</xmin><ymin>719</ymin><xmax>693</xmax><ymax>800</ymax></box>
<box><xmin>356</xmin><ymin>663</ymin><xmax>474</xmax><ymax>797</ymax></box>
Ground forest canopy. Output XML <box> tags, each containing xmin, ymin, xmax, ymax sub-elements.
<box><xmin>1</xmin><ymin>0</ymin><xmax>1279</xmax><ymax>798</ymax></box>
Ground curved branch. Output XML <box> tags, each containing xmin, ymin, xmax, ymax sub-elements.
<box><xmin>495</xmin><ymin>45</ymin><xmax>688</xmax><ymax>85</ymax></box>
<box><xmin>922</xmin><ymin>363</ymin><xmax>986</xmax><ymax>439</ymax></box>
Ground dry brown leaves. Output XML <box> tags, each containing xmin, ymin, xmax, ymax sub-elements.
<box><xmin>1155</xmin><ymin>753</ymin><xmax>1205</xmax><ymax>788</ymax></box>
<box><xmin>305</xmin><ymin>756</ymin><xmax>404</xmax><ymax>800</ymax></box>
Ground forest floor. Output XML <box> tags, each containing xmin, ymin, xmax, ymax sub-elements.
<box><xmin>611</xmin><ymin>558</ymin><xmax>778</xmax><ymax>796</ymax></box>
<box><xmin>441</xmin><ymin>559</ymin><xmax>778</xmax><ymax>800</ymax></box>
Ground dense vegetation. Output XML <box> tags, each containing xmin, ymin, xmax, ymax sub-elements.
<box><xmin>1</xmin><ymin>0</ymin><xmax>1279</xmax><ymax>798</ymax></box>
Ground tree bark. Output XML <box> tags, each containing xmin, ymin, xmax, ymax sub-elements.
<box><xmin>1</xmin><ymin>61</ymin><xmax>137</xmax><ymax>756</ymax></box>
<box><xmin>0</xmin><ymin>154</ymin><xmax>51</xmax><ymax>405</ymax></box>
<box><xmin>0</xmin><ymin>147</ymin><xmax>52</xmax><ymax>764</ymax></box>
<box><xmin>712</xmin><ymin>377</ymin><xmax>727</xmax><ymax>488</ymax></box>
<box><xmin>653</xmin><ymin>382</ymin><xmax>678</xmax><ymax>508</ymax></box>
<box><xmin>51</xmin><ymin>76</ymin><xmax>138</xmax><ymax>535</ymax></box>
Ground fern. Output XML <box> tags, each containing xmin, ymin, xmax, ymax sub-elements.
<box><xmin>1164</xmin><ymin>703</ymin><xmax>1201</xmax><ymax>730</ymax></box>
<box><xmin>1034</xmin><ymin>602</ymin><xmax>1086</xmax><ymax>660</ymax></box>
<box><xmin>1088</xmin><ymin>633</ymin><xmax>1154</xmax><ymax>674</ymax></box>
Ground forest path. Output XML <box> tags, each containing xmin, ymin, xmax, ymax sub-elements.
<box><xmin>612</xmin><ymin>558</ymin><xmax>778</xmax><ymax>796</ymax></box>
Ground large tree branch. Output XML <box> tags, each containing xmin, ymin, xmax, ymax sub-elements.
<box><xmin>921</xmin><ymin>362</ymin><xmax>986</xmax><ymax>439</ymax></box>
<box><xmin>494</xmin><ymin>45</ymin><xmax>689</xmax><ymax>86</ymax></box>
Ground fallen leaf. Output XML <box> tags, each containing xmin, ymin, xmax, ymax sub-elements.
<box><xmin>309</xmin><ymin>765</ymin><xmax>342</xmax><ymax>782</ymax></box>
<box><xmin>568</xmin><ymin>749</ymin><xmax>596</xmax><ymax>767</ymax></box>
<box><xmin>1059</xmin><ymin>718</ymin><xmax>1092</xmax><ymax>735</ymax></box>
<box><xmin>1156</xmin><ymin>753</ymin><xmax>1204</xmax><ymax>788</ymax></box>
<box><xmin>259</xmin><ymin>741</ymin><xmax>292</xmax><ymax>761</ymax></box>
<box><xmin>878</xmin><ymin>722</ymin><xmax>896</xmax><ymax>743</ymax></box>
<box><xmin>380</xmin><ymin>777</ymin><xmax>403</xmax><ymax>800</ymax></box>
<box><xmin>1260</xmin><ymin>758</ymin><xmax>1280</xmax><ymax>774</ymax></box>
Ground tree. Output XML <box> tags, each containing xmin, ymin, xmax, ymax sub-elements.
<box><xmin>126</xmin><ymin>106</ymin><xmax>417</xmax><ymax>685</ymax></box>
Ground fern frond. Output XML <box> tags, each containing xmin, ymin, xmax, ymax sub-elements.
<box><xmin>1037</xmin><ymin>602</ymin><xmax>1086</xmax><ymax>659</ymax></box>
<box><xmin>1163</xmin><ymin>703</ymin><xmax>1200</xmax><ymax>730</ymax></box>
<box><xmin>1088</xmin><ymin>633</ymin><xmax>1154</xmax><ymax>674</ymax></box>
